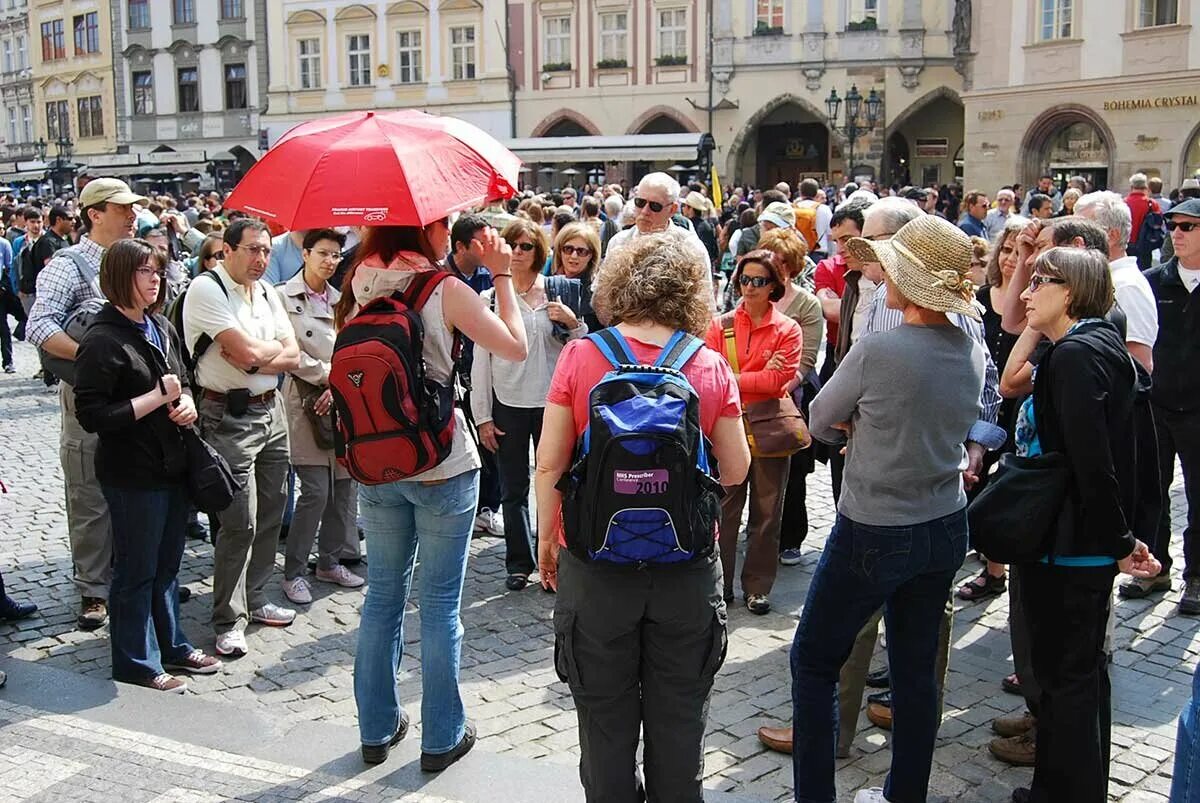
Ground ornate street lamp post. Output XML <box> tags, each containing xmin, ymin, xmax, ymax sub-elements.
<box><xmin>825</xmin><ymin>84</ymin><xmax>881</xmax><ymax>183</ymax></box>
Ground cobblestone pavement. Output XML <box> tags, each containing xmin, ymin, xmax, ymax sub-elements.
<box><xmin>0</xmin><ymin>340</ymin><xmax>1195</xmax><ymax>802</ymax></box>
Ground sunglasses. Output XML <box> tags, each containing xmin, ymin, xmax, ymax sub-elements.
<box><xmin>633</xmin><ymin>197</ymin><xmax>665</xmax><ymax>213</ymax></box>
<box><xmin>1028</xmin><ymin>273</ymin><xmax>1067</xmax><ymax>292</ymax></box>
<box><xmin>511</xmin><ymin>241</ymin><xmax>536</xmax><ymax>252</ymax></box>
<box><xmin>560</xmin><ymin>245</ymin><xmax>593</xmax><ymax>258</ymax></box>
<box><xmin>1166</xmin><ymin>220</ymin><xmax>1199</xmax><ymax>232</ymax></box>
<box><xmin>738</xmin><ymin>275</ymin><xmax>774</xmax><ymax>288</ymax></box>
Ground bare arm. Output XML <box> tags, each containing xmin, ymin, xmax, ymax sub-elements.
<box><xmin>535</xmin><ymin>402</ymin><xmax>577</xmax><ymax>591</ymax></box>
<box><xmin>1000</xmin><ymin>325</ymin><xmax>1041</xmax><ymax>398</ymax></box>
<box><xmin>444</xmin><ymin>230</ymin><xmax>528</xmax><ymax>362</ymax></box>
<box><xmin>256</xmin><ymin>336</ymin><xmax>302</xmax><ymax>374</ymax></box>
<box><xmin>816</xmin><ymin>289</ymin><xmax>841</xmax><ymax>322</ymax></box>
<box><xmin>1001</xmin><ymin>221</ymin><xmax>1041</xmax><ymax>334</ymax></box>
<box><xmin>214</xmin><ymin>327</ymin><xmax>284</xmax><ymax>370</ymax></box>
<box><xmin>710</xmin><ymin>415</ymin><xmax>750</xmax><ymax>487</ymax></box>
<box><xmin>1127</xmin><ymin>342</ymin><xmax>1153</xmax><ymax>375</ymax></box>
<box><xmin>40</xmin><ymin>331</ymin><xmax>78</xmax><ymax>360</ymax></box>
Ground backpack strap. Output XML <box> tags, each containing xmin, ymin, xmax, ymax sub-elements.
<box><xmin>589</xmin><ymin>327</ymin><xmax>637</xmax><ymax>368</ymax></box>
<box><xmin>62</xmin><ymin>247</ymin><xmax>98</xmax><ymax>288</ymax></box>
<box><xmin>654</xmin><ymin>331</ymin><xmax>704</xmax><ymax>371</ymax></box>
<box><xmin>186</xmin><ymin>270</ymin><xmax>229</xmax><ymax>370</ymax></box>
<box><xmin>401</xmin><ymin>269</ymin><xmax>453</xmax><ymax>311</ymax></box>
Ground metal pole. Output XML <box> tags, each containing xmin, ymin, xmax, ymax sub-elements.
<box><xmin>706</xmin><ymin>0</ymin><xmax>714</xmax><ymax>149</ymax></box>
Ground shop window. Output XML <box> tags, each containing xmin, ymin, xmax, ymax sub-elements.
<box><xmin>1184</xmin><ymin>129</ymin><xmax>1200</xmax><ymax>180</ymax></box>
<box><xmin>1137</xmin><ymin>0</ymin><xmax>1178</xmax><ymax>27</ymax></box>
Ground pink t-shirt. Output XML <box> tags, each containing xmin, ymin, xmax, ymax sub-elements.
<box><xmin>546</xmin><ymin>334</ymin><xmax>742</xmax><ymax>438</ymax></box>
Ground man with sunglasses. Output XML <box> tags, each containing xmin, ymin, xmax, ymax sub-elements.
<box><xmin>601</xmin><ymin>172</ymin><xmax>714</xmax><ymax>311</ymax></box>
<box><xmin>1141</xmin><ymin>198</ymin><xmax>1200</xmax><ymax>615</ymax></box>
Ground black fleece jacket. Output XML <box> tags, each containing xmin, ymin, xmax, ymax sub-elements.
<box><xmin>1032</xmin><ymin>319</ymin><xmax>1140</xmax><ymax>561</ymax></box>
<box><xmin>73</xmin><ymin>304</ymin><xmax>190</xmax><ymax>489</ymax></box>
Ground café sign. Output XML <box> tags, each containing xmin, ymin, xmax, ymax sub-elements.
<box><xmin>1103</xmin><ymin>95</ymin><xmax>1197</xmax><ymax>111</ymax></box>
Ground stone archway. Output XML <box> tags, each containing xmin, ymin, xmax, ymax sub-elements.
<box><xmin>530</xmin><ymin>109</ymin><xmax>601</xmax><ymax>138</ymax></box>
<box><xmin>883</xmin><ymin>86</ymin><xmax>965</xmax><ymax>188</ymax></box>
<box><xmin>727</xmin><ymin>94</ymin><xmax>831</xmax><ymax>187</ymax></box>
<box><xmin>1178</xmin><ymin>119</ymin><xmax>1200</xmax><ymax>182</ymax></box>
<box><xmin>625</xmin><ymin>105</ymin><xmax>699</xmax><ymax>135</ymax></box>
<box><xmin>1019</xmin><ymin>104</ymin><xmax>1116</xmax><ymax>189</ymax></box>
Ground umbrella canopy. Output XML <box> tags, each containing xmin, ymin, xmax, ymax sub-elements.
<box><xmin>560</xmin><ymin>167</ymin><xmax>581</xmax><ymax>176</ymax></box>
<box><xmin>225</xmin><ymin>109</ymin><xmax>521</xmax><ymax>228</ymax></box>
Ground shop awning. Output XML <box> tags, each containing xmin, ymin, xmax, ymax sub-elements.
<box><xmin>0</xmin><ymin>161</ymin><xmax>50</xmax><ymax>183</ymax></box>
<box><xmin>503</xmin><ymin>133</ymin><xmax>702</xmax><ymax>164</ymax></box>
<box><xmin>84</xmin><ymin>162</ymin><xmax>208</xmax><ymax>177</ymax></box>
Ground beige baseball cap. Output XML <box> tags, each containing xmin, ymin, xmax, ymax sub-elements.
<box><xmin>79</xmin><ymin>177</ymin><xmax>150</xmax><ymax>208</ymax></box>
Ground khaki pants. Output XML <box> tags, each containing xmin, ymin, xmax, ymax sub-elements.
<box><xmin>837</xmin><ymin>596</ymin><xmax>954</xmax><ymax>755</ymax></box>
<box><xmin>284</xmin><ymin>465</ymin><xmax>357</xmax><ymax>580</ymax></box>
<box><xmin>59</xmin><ymin>382</ymin><xmax>112</xmax><ymax>599</ymax></box>
<box><xmin>718</xmin><ymin>455</ymin><xmax>790</xmax><ymax>599</ymax></box>
<box><xmin>200</xmin><ymin>393</ymin><xmax>290</xmax><ymax>634</ymax></box>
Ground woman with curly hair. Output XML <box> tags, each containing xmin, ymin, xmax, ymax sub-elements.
<box><xmin>534</xmin><ymin>233</ymin><xmax>750</xmax><ymax>802</ymax></box>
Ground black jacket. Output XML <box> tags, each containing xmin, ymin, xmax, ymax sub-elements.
<box><xmin>1032</xmin><ymin>319</ymin><xmax>1151</xmax><ymax>561</ymax></box>
<box><xmin>1145</xmin><ymin>257</ymin><xmax>1200</xmax><ymax>413</ymax></box>
<box><xmin>73</xmin><ymin>305</ymin><xmax>190</xmax><ymax>488</ymax></box>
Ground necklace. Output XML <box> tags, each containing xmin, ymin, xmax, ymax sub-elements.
<box><xmin>516</xmin><ymin>274</ymin><xmax>538</xmax><ymax>296</ymax></box>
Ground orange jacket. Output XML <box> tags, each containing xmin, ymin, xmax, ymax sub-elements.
<box><xmin>705</xmin><ymin>304</ymin><xmax>803</xmax><ymax>406</ymax></box>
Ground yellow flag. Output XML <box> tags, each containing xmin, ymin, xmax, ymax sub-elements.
<box><xmin>711</xmin><ymin>166</ymin><xmax>723</xmax><ymax>210</ymax></box>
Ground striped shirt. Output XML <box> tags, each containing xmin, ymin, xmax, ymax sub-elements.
<box><xmin>863</xmin><ymin>282</ymin><xmax>1006</xmax><ymax>450</ymax></box>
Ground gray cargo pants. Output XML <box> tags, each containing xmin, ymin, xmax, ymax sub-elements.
<box><xmin>60</xmin><ymin>382</ymin><xmax>112</xmax><ymax>599</ymax></box>
<box><xmin>554</xmin><ymin>550</ymin><xmax>727</xmax><ymax>803</ymax></box>
<box><xmin>199</xmin><ymin>393</ymin><xmax>289</xmax><ymax>635</ymax></box>
<box><xmin>284</xmin><ymin>466</ymin><xmax>357</xmax><ymax>580</ymax></box>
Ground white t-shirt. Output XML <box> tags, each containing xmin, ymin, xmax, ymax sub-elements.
<box><xmin>849</xmin><ymin>275</ymin><xmax>878</xmax><ymax>346</ymax></box>
<box><xmin>601</xmin><ymin>223</ymin><xmax>715</xmax><ymax>315</ymax></box>
<box><xmin>1109</xmin><ymin>255</ymin><xmax>1158</xmax><ymax>348</ymax></box>
<box><xmin>183</xmin><ymin>265</ymin><xmax>295</xmax><ymax>395</ymax></box>
<box><xmin>1178</xmin><ymin>265</ymin><xmax>1200</xmax><ymax>293</ymax></box>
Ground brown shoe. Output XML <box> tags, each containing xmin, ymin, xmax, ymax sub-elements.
<box><xmin>989</xmin><ymin>731</ymin><xmax>1036</xmax><ymax>766</ymax></box>
<box><xmin>757</xmin><ymin>725</ymin><xmax>792</xmax><ymax>754</ymax></box>
<box><xmin>163</xmin><ymin>650</ymin><xmax>223</xmax><ymax>675</ymax></box>
<box><xmin>866</xmin><ymin>702</ymin><xmax>893</xmax><ymax>730</ymax></box>
<box><xmin>129</xmin><ymin>673</ymin><xmax>188</xmax><ymax>694</ymax></box>
<box><xmin>77</xmin><ymin>596</ymin><xmax>107</xmax><ymax>630</ymax></box>
<box><xmin>993</xmin><ymin>710</ymin><xmax>1036</xmax><ymax>738</ymax></box>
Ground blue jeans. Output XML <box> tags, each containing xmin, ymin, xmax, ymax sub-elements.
<box><xmin>791</xmin><ymin>510</ymin><xmax>968</xmax><ymax>803</ymax></box>
<box><xmin>1172</xmin><ymin>662</ymin><xmax>1200</xmax><ymax>802</ymax></box>
<box><xmin>353</xmin><ymin>469</ymin><xmax>479</xmax><ymax>753</ymax></box>
<box><xmin>101</xmin><ymin>484</ymin><xmax>194</xmax><ymax>682</ymax></box>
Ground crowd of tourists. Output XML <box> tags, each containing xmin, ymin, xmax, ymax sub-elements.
<box><xmin>0</xmin><ymin>162</ymin><xmax>1196</xmax><ymax>803</ymax></box>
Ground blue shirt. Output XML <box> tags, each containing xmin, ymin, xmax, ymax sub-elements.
<box><xmin>0</xmin><ymin>238</ymin><xmax>13</xmax><ymax>293</ymax></box>
<box><xmin>264</xmin><ymin>233</ymin><xmax>304</xmax><ymax>285</ymax></box>
<box><xmin>959</xmin><ymin>215</ymin><xmax>986</xmax><ymax>239</ymax></box>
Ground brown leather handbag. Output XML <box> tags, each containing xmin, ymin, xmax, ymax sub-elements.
<box><xmin>722</xmin><ymin>323</ymin><xmax>811</xmax><ymax>458</ymax></box>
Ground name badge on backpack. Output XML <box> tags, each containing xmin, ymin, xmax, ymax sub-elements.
<box><xmin>613</xmin><ymin>469</ymin><xmax>669</xmax><ymax>495</ymax></box>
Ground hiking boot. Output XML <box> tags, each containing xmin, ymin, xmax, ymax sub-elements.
<box><xmin>1119</xmin><ymin>572</ymin><xmax>1171</xmax><ymax>599</ymax></box>
<box><xmin>1181</xmin><ymin>578</ymin><xmax>1200</xmax><ymax>616</ymax></box>
<box><xmin>77</xmin><ymin>596</ymin><xmax>107</xmax><ymax>630</ymax></box>
<box><xmin>757</xmin><ymin>725</ymin><xmax>792</xmax><ymax>754</ymax></box>
<box><xmin>989</xmin><ymin>732</ymin><xmax>1036</xmax><ymax>766</ymax></box>
<box><xmin>993</xmin><ymin>710</ymin><xmax>1036</xmax><ymax>738</ymax></box>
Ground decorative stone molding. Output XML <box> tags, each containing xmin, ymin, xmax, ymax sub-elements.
<box><xmin>898</xmin><ymin>64</ymin><xmax>923</xmax><ymax>89</ymax></box>
<box><xmin>801</xmin><ymin>67</ymin><xmax>824</xmax><ymax>91</ymax></box>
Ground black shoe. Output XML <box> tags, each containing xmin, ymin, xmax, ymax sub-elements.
<box><xmin>186</xmin><ymin>520</ymin><xmax>209</xmax><ymax>541</ymax></box>
<box><xmin>0</xmin><ymin>596</ymin><xmax>37</xmax><ymax>622</ymax></box>
<box><xmin>1012</xmin><ymin>788</ymin><xmax>1031</xmax><ymax>803</ymax></box>
<box><xmin>866</xmin><ymin>667</ymin><xmax>890</xmax><ymax>689</ymax></box>
<box><xmin>867</xmin><ymin>689</ymin><xmax>892</xmax><ymax>708</ymax></box>
<box><xmin>178</xmin><ymin>587</ymin><xmax>191</xmax><ymax>604</ymax></box>
<box><xmin>746</xmin><ymin>594</ymin><xmax>771</xmax><ymax>615</ymax></box>
<box><xmin>278</xmin><ymin>523</ymin><xmax>289</xmax><ymax>542</ymax></box>
<box><xmin>505</xmin><ymin>574</ymin><xmax>529</xmax><ymax>591</ymax></box>
<box><xmin>361</xmin><ymin>711</ymin><xmax>411</xmax><ymax>765</ymax></box>
<box><xmin>421</xmin><ymin>721</ymin><xmax>476</xmax><ymax>772</ymax></box>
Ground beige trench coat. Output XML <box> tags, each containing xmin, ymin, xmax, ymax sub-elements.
<box><xmin>278</xmin><ymin>272</ymin><xmax>347</xmax><ymax>476</ymax></box>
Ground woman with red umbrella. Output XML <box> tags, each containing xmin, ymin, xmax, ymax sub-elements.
<box><xmin>334</xmin><ymin>221</ymin><xmax>527</xmax><ymax>769</ymax></box>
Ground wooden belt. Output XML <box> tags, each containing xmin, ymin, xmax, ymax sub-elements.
<box><xmin>202</xmin><ymin>389</ymin><xmax>276</xmax><ymax>405</ymax></box>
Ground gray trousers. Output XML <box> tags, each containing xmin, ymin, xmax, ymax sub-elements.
<box><xmin>199</xmin><ymin>393</ymin><xmax>290</xmax><ymax>634</ymax></box>
<box><xmin>59</xmin><ymin>382</ymin><xmax>112</xmax><ymax>599</ymax></box>
<box><xmin>283</xmin><ymin>465</ymin><xmax>357</xmax><ymax>580</ymax></box>
<box><xmin>555</xmin><ymin>550</ymin><xmax>727</xmax><ymax>803</ymax></box>
<box><xmin>837</xmin><ymin>596</ymin><xmax>953</xmax><ymax>755</ymax></box>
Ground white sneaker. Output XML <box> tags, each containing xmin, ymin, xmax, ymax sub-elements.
<box><xmin>214</xmin><ymin>629</ymin><xmax>247</xmax><ymax>657</ymax></box>
<box><xmin>315</xmin><ymin>564</ymin><xmax>365</xmax><ymax>588</ymax></box>
<box><xmin>282</xmin><ymin>576</ymin><xmax>313</xmax><ymax>604</ymax></box>
<box><xmin>473</xmin><ymin>508</ymin><xmax>504</xmax><ymax>536</ymax></box>
<box><xmin>854</xmin><ymin>789</ymin><xmax>891</xmax><ymax>803</ymax></box>
<box><xmin>249</xmin><ymin>602</ymin><xmax>296</xmax><ymax>627</ymax></box>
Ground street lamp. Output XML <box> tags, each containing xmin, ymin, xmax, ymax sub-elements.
<box><xmin>53</xmin><ymin>134</ymin><xmax>73</xmax><ymax>195</ymax></box>
<box><xmin>825</xmin><ymin>84</ymin><xmax>881</xmax><ymax>182</ymax></box>
<box><xmin>32</xmin><ymin>137</ymin><xmax>47</xmax><ymax>161</ymax></box>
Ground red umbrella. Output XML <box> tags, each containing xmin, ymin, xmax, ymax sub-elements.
<box><xmin>225</xmin><ymin>109</ymin><xmax>521</xmax><ymax>229</ymax></box>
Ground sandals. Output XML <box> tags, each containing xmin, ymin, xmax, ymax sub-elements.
<box><xmin>957</xmin><ymin>568</ymin><xmax>1007</xmax><ymax>601</ymax></box>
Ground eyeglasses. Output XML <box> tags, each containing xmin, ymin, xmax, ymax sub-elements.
<box><xmin>512</xmin><ymin>242</ymin><xmax>536</xmax><ymax>252</ymax></box>
<box><xmin>560</xmin><ymin>245</ymin><xmax>593</xmax><ymax>258</ymax></box>
<box><xmin>135</xmin><ymin>266</ymin><xmax>166</xmax><ymax>279</ymax></box>
<box><xmin>233</xmin><ymin>244</ymin><xmax>272</xmax><ymax>258</ymax></box>
<box><xmin>738</xmin><ymin>275</ymin><xmax>774</xmax><ymax>288</ymax></box>
<box><xmin>308</xmin><ymin>248</ymin><xmax>342</xmax><ymax>262</ymax></box>
<box><xmin>1167</xmin><ymin>220</ymin><xmax>1199</xmax><ymax>233</ymax></box>
<box><xmin>1028</xmin><ymin>273</ymin><xmax>1067</xmax><ymax>292</ymax></box>
<box><xmin>633</xmin><ymin>197</ymin><xmax>665</xmax><ymax>213</ymax></box>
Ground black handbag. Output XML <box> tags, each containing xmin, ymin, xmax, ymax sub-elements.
<box><xmin>182</xmin><ymin>426</ymin><xmax>240</xmax><ymax>514</ymax></box>
<box><xmin>967</xmin><ymin>452</ymin><xmax>1070</xmax><ymax>564</ymax></box>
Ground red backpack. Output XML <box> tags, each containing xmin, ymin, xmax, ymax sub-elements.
<box><xmin>330</xmin><ymin>270</ymin><xmax>461</xmax><ymax>485</ymax></box>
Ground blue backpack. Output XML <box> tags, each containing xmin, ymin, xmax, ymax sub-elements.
<box><xmin>558</xmin><ymin>328</ymin><xmax>723</xmax><ymax>564</ymax></box>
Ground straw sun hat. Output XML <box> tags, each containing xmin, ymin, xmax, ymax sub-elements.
<box><xmin>845</xmin><ymin>215</ymin><xmax>981</xmax><ymax>321</ymax></box>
